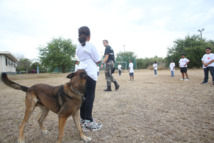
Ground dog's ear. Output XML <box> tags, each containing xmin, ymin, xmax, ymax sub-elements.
<box><xmin>67</xmin><ymin>72</ymin><xmax>75</xmax><ymax>79</ymax></box>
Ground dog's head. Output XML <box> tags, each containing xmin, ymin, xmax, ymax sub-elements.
<box><xmin>66</xmin><ymin>69</ymin><xmax>87</xmax><ymax>93</ymax></box>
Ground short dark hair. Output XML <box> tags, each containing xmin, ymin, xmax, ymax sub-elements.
<box><xmin>78</xmin><ymin>26</ymin><xmax>90</xmax><ymax>46</ymax></box>
<box><xmin>181</xmin><ymin>54</ymin><xmax>185</xmax><ymax>56</ymax></box>
<box><xmin>103</xmin><ymin>40</ymin><xmax>108</xmax><ymax>43</ymax></box>
<box><xmin>205</xmin><ymin>47</ymin><xmax>211</xmax><ymax>50</ymax></box>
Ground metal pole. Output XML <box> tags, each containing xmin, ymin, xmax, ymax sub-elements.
<box><xmin>198</xmin><ymin>28</ymin><xmax>205</xmax><ymax>39</ymax></box>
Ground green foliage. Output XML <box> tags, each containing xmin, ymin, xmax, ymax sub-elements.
<box><xmin>166</xmin><ymin>35</ymin><xmax>214</xmax><ymax>68</ymax></box>
<box><xmin>116</xmin><ymin>51</ymin><xmax>137</xmax><ymax>69</ymax></box>
<box><xmin>29</xmin><ymin>62</ymin><xmax>47</xmax><ymax>73</ymax></box>
<box><xmin>16</xmin><ymin>58</ymin><xmax>32</xmax><ymax>73</ymax></box>
<box><xmin>137</xmin><ymin>56</ymin><xmax>165</xmax><ymax>69</ymax></box>
<box><xmin>39</xmin><ymin>37</ymin><xmax>76</xmax><ymax>73</ymax></box>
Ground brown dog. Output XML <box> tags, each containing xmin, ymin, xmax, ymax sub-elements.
<box><xmin>1</xmin><ymin>69</ymin><xmax>92</xmax><ymax>143</ymax></box>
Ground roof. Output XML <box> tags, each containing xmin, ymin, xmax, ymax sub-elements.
<box><xmin>0</xmin><ymin>51</ymin><xmax>19</xmax><ymax>62</ymax></box>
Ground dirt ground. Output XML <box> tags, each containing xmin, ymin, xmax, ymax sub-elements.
<box><xmin>0</xmin><ymin>69</ymin><xmax>214</xmax><ymax>143</ymax></box>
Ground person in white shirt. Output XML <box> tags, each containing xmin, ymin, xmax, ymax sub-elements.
<box><xmin>97</xmin><ymin>65</ymin><xmax>100</xmax><ymax>76</ymax></box>
<box><xmin>179</xmin><ymin>54</ymin><xmax>190</xmax><ymax>81</ymax></box>
<box><xmin>129</xmin><ymin>60</ymin><xmax>134</xmax><ymax>80</ymax></box>
<box><xmin>169</xmin><ymin>60</ymin><xmax>175</xmax><ymax>77</ymax></box>
<box><xmin>153</xmin><ymin>61</ymin><xmax>158</xmax><ymax>76</ymax></box>
<box><xmin>118</xmin><ymin>63</ymin><xmax>122</xmax><ymax>76</ymax></box>
<box><xmin>74</xmin><ymin>61</ymin><xmax>79</xmax><ymax>72</ymax></box>
<box><xmin>76</xmin><ymin>26</ymin><xmax>102</xmax><ymax>131</ymax></box>
<box><xmin>201</xmin><ymin>47</ymin><xmax>214</xmax><ymax>85</ymax></box>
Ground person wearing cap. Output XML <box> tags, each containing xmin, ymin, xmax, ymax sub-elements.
<box><xmin>201</xmin><ymin>47</ymin><xmax>214</xmax><ymax>85</ymax></box>
<box><xmin>179</xmin><ymin>54</ymin><xmax>190</xmax><ymax>81</ymax></box>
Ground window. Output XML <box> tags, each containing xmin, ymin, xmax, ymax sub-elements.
<box><xmin>5</xmin><ymin>57</ymin><xmax>7</xmax><ymax>66</ymax></box>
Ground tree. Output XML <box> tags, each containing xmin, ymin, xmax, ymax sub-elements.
<box><xmin>166</xmin><ymin>35</ymin><xmax>214</xmax><ymax>68</ymax></box>
<box><xmin>116</xmin><ymin>51</ymin><xmax>137</xmax><ymax>69</ymax></box>
<box><xmin>16</xmin><ymin>58</ymin><xmax>32</xmax><ymax>73</ymax></box>
<box><xmin>39</xmin><ymin>37</ymin><xmax>76</xmax><ymax>73</ymax></box>
<box><xmin>29</xmin><ymin>62</ymin><xmax>47</xmax><ymax>73</ymax></box>
<box><xmin>137</xmin><ymin>56</ymin><xmax>165</xmax><ymax>69</ymax></box>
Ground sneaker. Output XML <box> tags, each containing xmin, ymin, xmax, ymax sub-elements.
<box><xmin>80</xmin><ymin>119</ymin><xmax>85</xmax><ymax>127</ymax></box>
<box><xmin>82</xmin><ymin>120</ymin><xmax>102</xmax><ymax>132</ymax></box>
<box><xmin>180</xmin><ymin>78</ymin><xmax>184</xmax><ymax>80</ymax></box>
<box><xmin>200</xmin><ymin>81</ymin><xmax>208</xmax><ymax>84</ymax></box>
<box><xmin>184</xmin><ymin>78</ymin><xmax>189</xmax><ymax>81</ymax></box>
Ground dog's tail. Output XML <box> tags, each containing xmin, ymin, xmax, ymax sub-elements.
<box><xmin>1</xmin><ymin>73</ymin><xmax>29</xmax><ymax>92</ymax></box>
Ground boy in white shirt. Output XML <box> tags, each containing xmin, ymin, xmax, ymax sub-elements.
<box><xmin>118</xmin><ymin>63</ymin><xmax>122</xmax><ymax>76</ymax></box>
<box><xmin>201</xmin><ymin>47</ymin><xmax>214</xmax><ymax>85</ymax></box>
<box><xmin>129</xmin><ymin>60</ymin><xmax>134</xmax><ymax>80</ymax></box>
<box><xmin>74</xmin><ymin>61</ymin><xmax>79</xmax><ymax>72</ymax></box>
<box><xmin>179</xmin><ymin>54</ymin><xmax>190</xmax><ymax>81</ymax></box>
<box><xmin>169</xmin><ymin>60</ymin><xmax>175</xmax><ymax>77</ymax></box>
<box><xmin>153</xmin><ymin>61</ymin><xmax>158</xmax><ymax>76</ymax></box>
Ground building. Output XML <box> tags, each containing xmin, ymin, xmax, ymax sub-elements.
<box><xmin>0</xmin><ymin>51</ymin><xmax>18</xmax><ymax>74</ymax></box>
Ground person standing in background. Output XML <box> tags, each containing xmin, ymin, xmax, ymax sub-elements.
<box><xmin>153</xmin><ymin>61</ymin><xmax>158</xmax><ymax>76</ymax></box>
<box><xmin>97</xmin><ymin>65</ymin><xmax>100</xmax><ymax>76</ymax></box>
<box><xmin>179</xmin><ymin>54</ymin><xmax>190</xmax><ymax>81</ymax></box>
<box><xmin>201</xmin><ymin>47</ymin><xmax>214</xmax><ymax>85</ymax></box>
<box><xmin>129</xmin><ymin>60</ymin><xmax>134</xmax><ymax>80</ymax></box>
<box><xmin>101</xmin><ymin>40</ymin><xmax>119</xmax><ymax>91</ymax></box>
<box><xmin>75</xmin><ymin>61</ymin><xmax>79</xmax><ymax>72</ymax></box>
<box><xmin>118</xmin><ymin>63</ymin><xmax>122</xmax><ymax>76</ymax></box>
<box><xmin>169</xmin><ymin>60</ymin><xmax>175</xmax><ymax>77</ymax></box>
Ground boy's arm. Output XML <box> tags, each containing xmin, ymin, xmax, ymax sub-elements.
<box><xmin>204</xmin><ymin>59</ymin><xmax>214</xmax><ymax>66</ymax></box>
<box><xmin>184</xmin><ymin>60</ymin><xmax>190</xmax><ymax>66</ymax></box>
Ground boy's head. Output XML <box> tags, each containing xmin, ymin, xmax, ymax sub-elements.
<box><xmin>75</xmin><ymin>61</ymin><xmax>79</xmax><ymax>64</ymax></box>
<box><xmin>181</xmin><ymin>54</ymin><xmax>185</xmax><ymax>58</ymax></box>
<box><xmin>171</xmin><ymin>60</ymin><xmax>173</xmax><ymax>62</ymax></box>
<box><xmin>129</xmin><ymin>60</ymin><xmax>132</xmax><ymax>63</ymax></box>
<box><xmin>205</xmin><ymin>47</ymin><xmax>211</xmax><ymax>54</ymax></box>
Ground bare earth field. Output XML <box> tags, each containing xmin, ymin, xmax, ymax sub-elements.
<box><xmin>0</xmin><ymin>69</ymin><xmax>214</xmax><ymax>143</ymax></box>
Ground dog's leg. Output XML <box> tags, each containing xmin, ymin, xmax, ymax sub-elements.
<box><xmin>38</xmin><ymin>105</ymin><xmax>49</xmax><ymax>134</ymax></box>
<box><xmin>57</xmin><ymin>116</ymin><xmax>68</xmax><ymax>143</ymax></box>
<box><xmin>72</xmin><ymin>110</ymin><xmax>92</xmax><ymax>142</ymax></box>
<box><xmin>18</xmin><ymin>95</ymin><xmax>37</xmax><ymax>143</ymax></box>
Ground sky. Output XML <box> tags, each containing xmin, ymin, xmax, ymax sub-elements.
<box><xmin>0</xmin><ymin>0</ymin><xmax>214</xmax><ymax>61</ymax></box>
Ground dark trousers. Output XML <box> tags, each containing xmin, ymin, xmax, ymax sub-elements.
<box><xmin>119</xmin><ymin>70</ymin><xmax>121</xmax><ymax>75</ymax></box>
<box><xmin>203</xmin><ymin>67</ymin><xmax>214</xmax><ymax>83</ymax></box>
<box><xmin>80</xmin><ymin>76</ymin><xmax>96</xmax><ymax>122</ymax></box>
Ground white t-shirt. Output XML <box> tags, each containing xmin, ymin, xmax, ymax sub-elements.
<box><xmin>129</xmin><ymin>62</ymin><xmax>134</xmax><ymax>73</ymax></box>
<box><xmin>153</xmin><ymin>63</ymin><xmax>158</xmax><ymax>70</ymax></box>
<box><xmin>179</xmin><ymin>58</ymin><xmax>189</xmax><ymax>68</ymax></box>
<box><xmin>75</xmin><ymin>64</ymin><xmax>79</xmax><ymax>72</ymax></box>
<box><xmin>76</xmin><ymin>42</ymin><xmax>101</xmax><ymax>81</ymax></box>
<box><xmin>201</xmin><ymin>53</ymin><xmax>214</xmax><ymax>68</ymax></box>
<box><xmin>169</xmin><ymin>62</ymin><xmax>175</xmax><ymax>71</ymax></box>
<box><xmin>118</xmin><ymin>65</ymin><xmax>122</xmax><ymax>70</ymax></box>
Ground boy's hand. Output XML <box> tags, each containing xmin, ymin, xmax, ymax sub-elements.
<box><xmin>101</xmin><ymin>64</ymin><xmax>104</xmax><ymax>69</ymax></box>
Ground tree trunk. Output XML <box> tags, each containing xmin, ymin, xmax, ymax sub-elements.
<box><xmin>62</xmin><ymin>66</ymin><xmax>66</xmax><ymax>73</ymax></box>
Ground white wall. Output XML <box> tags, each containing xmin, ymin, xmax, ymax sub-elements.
<box><xmin>0</xmin><ymin>55</ymin><xmax>16</xmax><ymax>73</ymax></box>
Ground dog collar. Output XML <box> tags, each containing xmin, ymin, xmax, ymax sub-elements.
<box><xmin>70</xmin><ymin>85</ymin><xmax>84</xmax><ymax>97</ymax></box>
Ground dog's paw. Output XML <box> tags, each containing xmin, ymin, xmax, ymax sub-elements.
<box><xmin>42</xmin><ymin>129</ymin><xmax>48</xmax><ymax>135</ymax></box>
<box><xmin>81</xmin><ymin>136</ymin><xmax>92</xmax><ymax>143</ymax></box>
